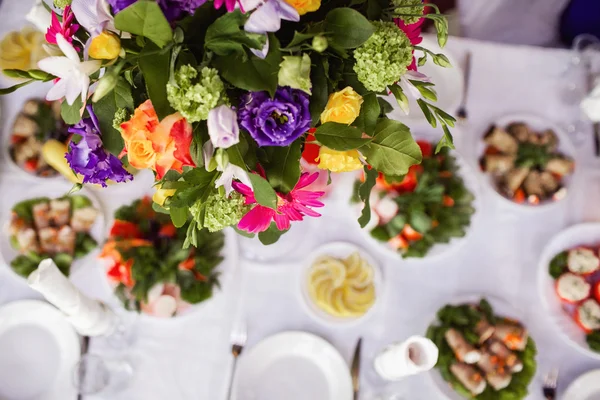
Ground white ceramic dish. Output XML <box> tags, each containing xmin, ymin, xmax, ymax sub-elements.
<box><xmin>358</xmin><ymin>142</ymin><xmax>482</xmax><ymax>263</ymax></box>
<box><xmin>427</xmin><ymin>294</ymin><xmax>533</xmax><ymax>400</ymax></box>
<box><xmin>298</xmin><ymin>241</ymin><xmax>383</xmax><ymax>326</ymax></box>
<box><xmin>0</xmin><ymin>300</ymin><xmax>80</xmax><ymax>400</ymax></box>
<box><xmin>563</xmin><ymin>369</ymin><xmax>600</xmax><ymax>399</ymax></box>
<box><xmin>477</xmin><ymin>113</ymin><xmax>578</xmax><ymax>212</ymax></box>
<box><xmin>232</xmin><ymin>331</ymin><xmax>353</xmax><ymax>400</ymax></box>
<box><xmin>537</xmin><ymin>223</ymin><xmax>600</xmax><ymax>360</ymax></box>
<box><xmin>386</xmin><ymin>35</ymin><xmax>464</xmax><ymax>123</ymax></box>
<box><xmin>0</xmin><ymin>180</ymin><xmax>106</xmax><ymax>279</ymax></box>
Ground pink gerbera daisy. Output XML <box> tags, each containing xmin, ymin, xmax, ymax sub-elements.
<box><xmin>233</xmin><ymin>171</ymin><xmax>325</xmax><ymax>233</ymax></box>
<box><xmin>46</xmin><ymin>6</ymin><xmax>80</xmax><ymax>46</ymax></box>
<box><xmin>395</xmin><ymin>17</ymin><xmax>424</xmax><ymax>71</ymax></box>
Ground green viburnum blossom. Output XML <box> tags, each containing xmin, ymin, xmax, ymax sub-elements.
<box><xmin>392</xmin><ymin>0</ymin><xmax>424</xmax><ymax>25</ymax></box>
<box><xmin>191</xmin><ymin>192</ymin><xmax>248</xmax><ymax>233</ymax></box>
<box><xmin>166</xmin><ymin>65</ymin><xmax>228</xmax><ymax>123</ymax></box>
<box><xmin>278</xmin><ymin>54</ymin><xmax>311</xmax><ymax>94</ymax></box>
<box><xmin>53</xmin><ymin>0</ymin><xmax>72</xmax><ymax>9</ymax></box>
<box><xmin>112</xmin><ymin>108</ymin><xmax>129</xmax><ymax>132</ymax></box>
<box><xmin>353</xmin><ymin>21</ymin><xmax>413</xmax><ymax>92</ymax></box>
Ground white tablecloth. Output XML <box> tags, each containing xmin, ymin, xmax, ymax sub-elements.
<box><xmin>1</xmin><ymin>0</ymin><xmax>600</xmax><ymax>398</ymax></box>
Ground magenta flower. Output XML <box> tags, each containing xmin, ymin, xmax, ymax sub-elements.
<box><xmin>213</xmin><ymin>0</ymin><xmax>238</xmax><ymax>12</ymax></box>
<box><xmin>395</xmin><ymin>17</ymin><xmax>424</xmax><ymax>71</ymax></box>
<box><xmin>46</xmin><ymin>6</ymin><xmax>80</xmax><ymax>46</ymax></box>
<box><xmin>233</xmin><ymin>171</ymin><xmax>325</xmax><ymax>233</ymax></box>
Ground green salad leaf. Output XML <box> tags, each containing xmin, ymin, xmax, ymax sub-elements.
<box><xmin>549</xmin><ymin>251</ymin><xmax>568</xmax><ymax>279</ymax></box>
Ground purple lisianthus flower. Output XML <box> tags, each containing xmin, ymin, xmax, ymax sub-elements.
<box><xmin>66</xmin><ymin>105</ymin><xmax>133</xmax><ymax>187</ymax></box>
<box><xmin>107</xmin><ymin>0</ymin><xmax>206</xmax><ymax>21</ymax></box>
<box><xmin>238</xmin><ymin>86</ymin><xmax>311</xmax><ymax>147</ymax></box>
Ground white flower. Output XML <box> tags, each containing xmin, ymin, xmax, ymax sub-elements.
<box><xmin>25</xmin><ymin>0</ymin><xmax>52</xmax><ymax>32</ymax></box>
<box><xmin>207</xmin><ymin>105</ymin><xmax>240</xmax><ymax>149</ymax></box>
<box><xmin>38</xmin><ymin>34</ymin><xmax>102</xmax><ymax>105</ymax></box>
<box><xmin>71</xmin><ymin>0</ymin><xmax>115</xmax><ymax>37</ymax></box>
<box><xmin>397</xmin><ymin>70</ymin><xmax>431</xmax><ymax>115</ymax></box>
<box><xmin>243</xmin><ymin>0</ymin><xmax>299</xmax><ymax>59</ymax></box>
<box><xmin>215</xmin><ymin>163</ymin><xmax>252</xmax><ymax>196</ymax></box>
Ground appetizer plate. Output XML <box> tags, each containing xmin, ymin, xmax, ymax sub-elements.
<box><xmin>359</xmin><ymin>147</ymin><xmax>482</xmax><ymax>264</ymax></box>
<box><xmin>232</xmin><ymin>331</ymin><xmax>352</xmax><ymax>400</ymax></box>
<box><xmin>0</xmin><ymin>300</ymin><xmax>80</xmax><ymax>400</ymax></box>
<box><xmin>387</xmin><ymin>35</ymin><xmax>464</xmax><ymax>123</ymax></box>
<box><xmin>427</xmin><ymin>294</ymin><xmax>531</xmax><ymax>400</ymax></box>
<box><xmin>563</xmin><ymin>369</ymin><xmax>600</xmax><ymax>399</ymax></box>
<box><xmin>298</xmin><ymin>241</ymin><xmax>384</xmax><ymax>326</ymax></box>
<box><xmin>0</xmin><ymin>180</ymin><xmax>106</xmax><ymax>278</ymax></box>
<box><xmin>538</xmin><ymin>223</ymin><xmax>600</xmax><ymax>360</ymax></box>
<box><xmin>477</xmin><ymin>113</ymin><xmax>578</xmax><ymax>211</ymax></box>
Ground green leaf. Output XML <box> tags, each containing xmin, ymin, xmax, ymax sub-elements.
<box><xmin>354</xmin><ymin>93</ymin><xmax>380</xmax><ymax>136</ymax></box>
<box><xmin>205</xmin><ymin>10</ymin><xmax>265</xmax><ymax>56</ymax></box>
<box><xmin>435</xmin><ymin>125</ymin><xmax>455</xmax><ymax>152</ymax></box>
<box><xmin>138</xmin><ymin>42</ymin><xmax>173</xmax><ymax>119</ymax></box>
<box><xmin>377</xmin><ymin>97</ymin><xmax>394</xmax><ymax>114</ymax></box>
<box><xmin>258</xmin><ymin>223</ymin><xmax>288</xmax><ymax>245</ymax></box>
<box><xmin>309</xmin><ymin>55</ymin><xmax>329</xmax><ymax>125</ymax></box>
<box><xmin>549</xmin><ymin>251</ymin><xmax>568</xmax><ymax>279</ymax></box>
<box><xmin>315</xmin><ymin>122</ymin><xmax>370</xmax><ymax>151</ymax></box>
<box><xmin>410</xmin><ymin>81</ymin><xmax>438</xmax><ymax>102</ymax></box>
<box><xmin>265</xmin><ymin>140</ymin><xmax>302</xmax><ymax>193</ymax></box>
<box><xmin>409</xmin><ymin>209</ymin><xmax>432</xmax><ymax>233</ymax></box>
<box><xmin>3</xmin><ymin>69</ymin><xmax>34</xmax><ymax>79</ymax></box>
<box><xmin>282</xmin><ymin>31</ymin><xmax>318</xmax><ymax>50</ymax></box>
<box><xmin>389</xmin><ymin>84</ymin><xmax>409</xmax><ymax>114</ymax></box>
<box><xmin>113</xmin><ymin>77</ymin><xmax>134</xmax><ymax>109</ymax></box>
<box><xmin>417</xmin><ymin>99</ymin><xmax>437</xmax><ymax>128</ymax></box>
<box><xmin>114</xmin><ymin>1</ymin><xmax>173</xmax><ymax>48</ymax></box>
<box><xmin>433</xmin><ymin>53</ymin><xmax>451</xmax><ymax>68</ymax></box>
<box><xmin>61</xmin><ymin>97</ymin><xmax>83</xmax><ymax>125</ymax></box>
<box><xmin>212</xmin><ymin>34</ymin><xmax>281</xmax><ymax>97</ymax></box>
<box><xmin>169</xmin><ymin>207</ymin><xmax>188</xmax><ymax>228</ymax></box>
<box><xmin>0</xmin><ymin>79</ymin><xmax>34</xmax><ymax>94</ymax></box>
<box><xmin>358</xmin><ymin>166</ymin><xmax>378</xmax><ymax>228</ymax></box>
<box><xmin>324</xmin><ymin>8</ymin><xmax>375</xmax><ymax>49</ymax></box>
<box><xmin>360</xmin><ymin>118</ymin><xmax>422</xmax><ymax>176</ymax></box>
<box><xmin>248</xmin><ymin>173</ymin><xmax>277</xmax><ymax>210</ymax></box>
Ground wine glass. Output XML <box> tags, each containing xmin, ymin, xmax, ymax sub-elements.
<box><xmin>72</xmin><ymin>353</ymin><xmax>133</xmax><ymax>395</ymax></box>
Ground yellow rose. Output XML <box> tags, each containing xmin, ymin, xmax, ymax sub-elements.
<box><xmin>317</xmin><ymin>147</ymin><xmax>363</xmax><ymax>172</ymax></box>
<box><xmin>284</xmin><ymin>0</ymin><xmax>320</xmax><ymax>15</ymax></box>
<box><xmin>320</xmin><ymin>86</ymin><xmax>364</xmax><ymax>125</ymax></box>
<box><xmin>125</xmin><ymin>132</ymin><xmax>156</xmax><ymax>170</ymax></box>
<box><xmin>89</xmin><ymin>31</ymin><xmax>121</xmax><ymax>60</ymax></box>
<box><xmin>153</xmin><ymin>186</ymin><xmax>176</xmax><ymax>207</ymax></box>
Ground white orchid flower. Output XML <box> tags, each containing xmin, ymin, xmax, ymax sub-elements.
<box><xmin>37</xmin><ymin>34</ymin><xmax>102</xmax><ymax>105</ymax></box>
<box><xmin>243</xmin><ymin>0</ymin><xmax>299</xmax><ymax>59</ymax></box>
<box><xmin>396</xmin><ymin>70</ymin><xmax>432</xmax><ymax>115</ymax></box>
<box><xmin>71</xmin><ymin>0</ymin><xmax>115</xmax><ymax>37</ymax></box>
<box><xmin>215</xmin><ymin>163</ymin><xmax>252</xmax><ymax>196</ymax></box>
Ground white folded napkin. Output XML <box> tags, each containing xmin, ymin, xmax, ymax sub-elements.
<box><xmin>582</xmin><ymin>82</ymin><xmax>600</xmax><ymax>122</ymax></box>
<box><xmin>28</xmin><ymin>259</ymin><xmax>117</xmax><ymax>336</ymax></box>
<box><xmin>374</xmin><ymin>336</ymin><xmax>439</xmax><ymax>381</ymax></box>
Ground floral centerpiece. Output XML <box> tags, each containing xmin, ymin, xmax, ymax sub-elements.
<box><xmin>100</xmin><ymin>197</ymin><xmax>224</xmax><ymax>317</ymax></box>
<box><xmin>1</xmin><ymin>0</ymin><xmax>454</xmax><ymax>244</ymax></box>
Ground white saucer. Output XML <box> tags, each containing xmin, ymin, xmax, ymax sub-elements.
<box><xmin>0</xmin><ymin>300</ymin><xmax>80</xmax><ymax>400</ymax></box>
<box><xmin>232</xmin><ymin>331</ymin><xmax>352</xmax><ymax>400</ymax></box>
<box><xmin>563</xmin><ymin>369</ymin><xmax>600</xmax><ymax>400</ymax></box>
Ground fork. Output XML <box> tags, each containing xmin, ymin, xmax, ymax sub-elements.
<box><xmin>225</xmin><ymin>322</ymin><xmax>247</xmax><ymax>400</ymax></box>
<box><xmin>456</xmin><ymin>51</ymin><xmax>472</xmax><ymax>122</ymax></box>
<box><xmin>543</xmin><ymin>368</ymin><xmax>559</xmax><ymax>400</ymax></box>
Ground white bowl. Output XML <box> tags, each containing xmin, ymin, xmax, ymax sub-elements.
<box><xmin>477</xmin><ymin>113</ymin><xmax>579</xmax><ymax>212</ymax></box>
<box><xmin>537</xmin><ymin>223</ymin><xmax>600</xmax><ymax>360</ymax></box>
<box><xmin>298</xmin><ymin>241</ymin><xmax>384</xmax><ymax>326</ymax></box>
<box><xmin>426</xmin><ymin>294</ymin><xmax>533</xmax><ymax>400</ymax></box>
<box><xmin>0</xmin><ymin>180</ymin><xmax>107</xmax><ymax>279</ymax></box>
<box><xmin>358</xmin><ymin>146</ymin><xmax>482</xmax><ymax>263</ymax></box>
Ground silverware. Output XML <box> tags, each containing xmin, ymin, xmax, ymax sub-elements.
<box><xmin>542</xmin><ymin>368</ymin><xmax>559</xmax><ymax>400</ymax></box>
<box><xmin>457</xmin><ymin>51</ymin><xmax>472</xmax><ymax>122</ymax></box>
<box><xmin>77</xmin><ymin>336</ymin><xmax>90</xmax><ymax>400</ymax></box>
<box><xmin>225</xmin><ymin>322</ymin><xmax>247</xmax><ymax>400</ymax></box>
<box><xmin>351</xmin><ymin>338</ymin><xmax>362</xmax><ymax>400</ymax></box>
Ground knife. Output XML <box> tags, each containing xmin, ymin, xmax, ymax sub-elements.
<box><xmin>351</xmin><ymin>338</ymin><xmax>362</xmax><ymax>400</ymax></box>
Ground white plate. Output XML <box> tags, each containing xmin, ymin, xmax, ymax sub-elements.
<box><xmin>0</xmin><ymin>300</ymin><xmax>80</xmax><ymax>400</ymax></box>
<box><xmin>232</xmin><ymin>331</ymin><xmax>353</xmax><ymax>400</ymax></box>
<box><xmin>387</xmin><ymin>36</ymin><xmax>464</xmax><ymax>123</ymax></box>
<box><xmin>538</xmin><ymin>223</ymin><xmax>600</xmax><ymax>360</ymax></box>
<box><xmin>0</xmin><ymin>180</ymin><xmax>106</xmax><ymax>279</ymax></box>
<box><xmin>477</xmin><ymin>113</ymin><xmax>579</xmax><ymax>211</ymax></box>
<box><xmin>359</xmin><ymin>144</ymin><xmax>482</xmax><ymax>263</ymax></box>
<box><xmin>427</xmin><ymin>294</ymin><xmax>533</xmax><ymax>400</ymax></box>
<box><xmin>563</xmin><ymin>369</ymin><xmax>600</xmax><ymax>400</ymax></box>
<box><xmin>298</xmin><ymin>241</ymin><xmax>384</xmax><ymax>326</ymax></box>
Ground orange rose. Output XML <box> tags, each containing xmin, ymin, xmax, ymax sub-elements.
<box><xmin>120</xmin><ymin>100</ymin><xmax>194</xmax><ymax>179</ymax></box>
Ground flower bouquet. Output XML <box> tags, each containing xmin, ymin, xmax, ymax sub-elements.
<box><xmin>1</xmin><ymin>0</ymin><xmax>455</xmax><ymax>245</ymax></box>
<box><xmin>100</xmin><ymin>197</ymin><xmax>224</xmax><ymax>317</ymax></box>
